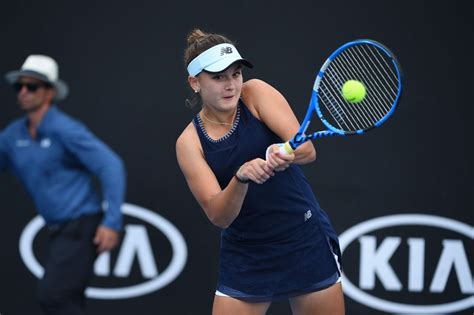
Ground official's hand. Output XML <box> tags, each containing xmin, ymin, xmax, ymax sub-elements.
<box><xmin>94</xmin><ymin>225</ymin><xmax>120</xmax><ymax>253</ymax></box>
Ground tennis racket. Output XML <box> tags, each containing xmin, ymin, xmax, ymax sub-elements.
<box><xmin>275</xmin><ymin>39</ymin><xmax>402</xmax><ymax>155</ymax></box>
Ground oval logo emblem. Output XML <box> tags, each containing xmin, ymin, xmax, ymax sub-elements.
<box><xmin>339</xmin><ymin>213</ymin><xmax>473</xmax><ymax>313</ymax></box>
<box><xmin>19</xmin><ymin>203</ymin><xmax>188</xmax><ymax>299</ymax></box>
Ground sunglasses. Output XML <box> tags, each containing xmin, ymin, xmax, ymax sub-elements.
<box><xmin>12</xmin><ymin>82</ymin><xmax>48</xmax><ymax>93</ymax></box>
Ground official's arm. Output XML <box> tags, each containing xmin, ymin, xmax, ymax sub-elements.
<box><xmin>60</xmin><ymin>123</ymin><xmax>126</xmax><ymax>232</ymax></box>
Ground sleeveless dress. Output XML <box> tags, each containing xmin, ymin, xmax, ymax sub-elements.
<box><xmin>193</xmin><ymin>100</ymin><xmax>342</xmax><ymax>302</ymax></box>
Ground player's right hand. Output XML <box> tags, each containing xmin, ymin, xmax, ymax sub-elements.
<box><xmin>238</xmin><ymin>158</ymin><xmax>275</xmax><ymax>184</ymax></box>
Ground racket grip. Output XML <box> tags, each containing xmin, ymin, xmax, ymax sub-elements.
<box><xmin>265</xmin><ymin>142</ymin><xmax>294</xmax><ymax>161</ymax></box>
<box><xmin>278</xmin><ymin>142</ymin><xmax>294</xmax><ymax>155</ymax></box>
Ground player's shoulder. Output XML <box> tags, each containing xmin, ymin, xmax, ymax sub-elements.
<box><xmin>176</xmin><ymin>121</ymin><xmax>199</xmax><ymax>152</ymax></box>
<box><xmin>243</xmin><ymin>78</ymin><xmax>272</xmax><ymax>92</ymax></box>
<box><xmin>242</xmin><ymin>79</ymin><xmax>284</xmax><ymax>117</ymax></box>
<box><xmin>176</xmin><ymin>121</ymin><xmax>205</xmax><ymax>171</ymax></box>
<box><xmin>243</xmin><ymin>79</ymin><xmax>281</xmax><ymax>101</ymax></box>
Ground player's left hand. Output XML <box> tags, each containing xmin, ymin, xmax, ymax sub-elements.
<box><xmin>266</xmin><ymin>144</ymin><xmax>295</xmax><ymax>171</ymax></box>
<box><xmin>94</xmin><ymin>225</ymin><xmax>120</xmax><ymax>253</ymax></box>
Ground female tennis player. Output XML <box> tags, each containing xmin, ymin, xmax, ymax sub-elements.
<box><xmin>176</xmin><ymin>29</ymin><xmax>345</xmax><ymax>315</ymax></box>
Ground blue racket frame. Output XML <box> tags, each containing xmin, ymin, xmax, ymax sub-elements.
<box><xmin>288</xmin><ymin>39</ymin><xmax>403</xmax><ymax>150</ymax></box>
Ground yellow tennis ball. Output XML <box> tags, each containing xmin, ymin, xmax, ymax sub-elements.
<box><xmin>342</xmin><ymin>80</ymin><xmax>366</xmax><ymax>103</ymax></box>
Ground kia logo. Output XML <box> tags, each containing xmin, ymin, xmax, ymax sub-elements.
<box><xmin>19</xmin><ymin>203</ymin><xmax>188</xmax><ymax>299</ymax></box>
<box><xmin>339</xmin><ymin>213</ymin><xmax>473</xmax><ymax>313</ymax></box>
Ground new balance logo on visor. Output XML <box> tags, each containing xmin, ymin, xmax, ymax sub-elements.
<box><xmin>220</xmin><ymin>47</ymin><xmax>233</xmax><ymax>56</ymax></box>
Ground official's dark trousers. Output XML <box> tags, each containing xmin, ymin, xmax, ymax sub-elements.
<box><xmin>38</xmin><ymin>213</ymin><xmax>102</xmax><ymax>315</ymax></box>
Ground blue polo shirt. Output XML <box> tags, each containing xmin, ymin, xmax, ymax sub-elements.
<box><xmin>0</xmin><ymin>106</ymin><xmax>125</xmax><ymax>231</ymax></box>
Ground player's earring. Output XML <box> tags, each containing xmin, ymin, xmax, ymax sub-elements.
<box><xmin>194</xmin><ymin>89</ymin><xmax>200</xmax><ymax>93</ymax></box>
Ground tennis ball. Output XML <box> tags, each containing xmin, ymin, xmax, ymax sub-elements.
<box><xmin>342</xmin><ymin>80</ymin><xmax>366</xmax><ymax>103</ymax></box>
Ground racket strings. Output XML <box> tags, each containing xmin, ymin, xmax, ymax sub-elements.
<box><xmin>343</xmin><ymin>44</ymin><xmax>399</xmax><ymax>108</ymax></box>
<box><xmin>320</xmin><ymin>71</ymin><xmax>375</xmax><ymax>131</ymax></box>
<box><xmin>320</xmin><ymin>71</ymin><xmax>378</xmax><ymax>131</ymax></box>
<box><xmin>331</xmin><ymin>47</ymin><xmax>393</xmax><ymax>127</ymax></box>
<box><xmin>362</xmin><ymin>45</ymin><xmax>399</xmax><ymax>97</ymax></box>
<box><xmin>331</xmin><ymin>45</ymin><xmax>397</xmax><ymax>127</ymax></box>
<box><xmin>329</xmin><ymin>60</ymin><xmax>383</xmax><ymax>126</ymax></box>
<box><xmin>344</xmin><ymin>46</ymin><xmax>397</xmax><ymax>111</ymax></box>
<box><xmin>324</xmin><ymin>69</ymin><xmax>376</xmax><ymax>129</ymax></box>
<box><xmin>318</xmin><ymin>43</ymin><xmax>400</xmax><ymax>132</ymax></box>
<box><xmin>320</xmin><ymin>75</ymin><xmax>361</xmax><ymax>130</ymax></box>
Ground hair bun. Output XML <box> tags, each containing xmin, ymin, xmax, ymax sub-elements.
<box><xmin>187</xmin><ymin>29</ymin><xmax>207</xmax><ymax>45</ymax></box>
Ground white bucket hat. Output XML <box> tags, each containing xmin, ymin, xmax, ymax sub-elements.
<box><xmin>5</xmin><ymin>55</ymin><xmax>69</xmax><ymax>102</ymax></box>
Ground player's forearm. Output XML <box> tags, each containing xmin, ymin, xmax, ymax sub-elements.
<box><xmin>202</xmin><ymin>178</ymin><xmax>248</xmax><ymax>228</ymax></box>
<box><xmin>293</xmin><ymin>142</ymin><xmax>316</xmax><ymax>165</ymax></box>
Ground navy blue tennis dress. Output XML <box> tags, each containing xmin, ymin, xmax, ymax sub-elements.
<box><xmin>193</xmin><ymin>100</ymin><xmax>342</xmax><ymax>302</ymax></box>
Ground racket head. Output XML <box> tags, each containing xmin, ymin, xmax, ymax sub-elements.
<box><xmin>313</xmin><ymin>39</ymin><xmax>402</xmax><ymax>135</ymax></box>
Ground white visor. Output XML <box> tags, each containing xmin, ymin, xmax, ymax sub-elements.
<box><xmin>187</xmin><ymin>43</ymin><xmax>253</xmax><ymax>77</ymax></box>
